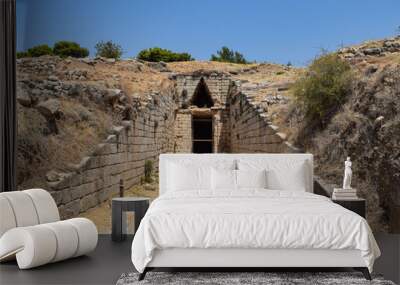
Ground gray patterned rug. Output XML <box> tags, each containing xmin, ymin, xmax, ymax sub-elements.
<box><xmin>116</xmin><ymin>272</ymin><xmax>396</xmax><ymax>285</ymax></box>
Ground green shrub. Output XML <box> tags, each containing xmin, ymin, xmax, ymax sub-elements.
<box><xmin>16</xmin><ymin>51</ymin><xmax>29</xmax><ymax>59</ymax></box>
<box><xmin>292</xmin><ymin>53</ymin><xmax>353</xmax><ymax>123</ymax></box>
<box><xmin>137</xmin><ymin>47</ymin><xmax>193</xmax><ymax>62</ymax></box>
<box><xmin>26</xmin><ymin>45</ymin><xmax>53</xmax><ymax>57</ymax></box>
<box><xmin>95</xmin><ymin>40</ymin><xmax>123</xmax><ymax>59</ymax></box>
<box><xmin>53</xmin><ymin>41</ymin><xmax>89</xmax><ymax>58</ymax></box>
<box><xmin>144</xmin><ymin>160</ymin><xmax>153</xmax><ymax>183</ymax></box>
<box><xmin>210</xmin><ymin>46</ymin><xmax>248</xmax><ymax>64</ymax></box>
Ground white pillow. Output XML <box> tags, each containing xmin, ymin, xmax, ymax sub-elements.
<box><xmin>267</xmin><ymin>165</ymin><xmax>307</xmax><ymax>191</ymax></box>
<box><xmin>211</xmin><ymin>168</ymin><xmax>237</xmax><ymax>191</ymax></box>
<box><xmin>236</xmin><ymin>169</ymin><xmax>267</xmax><ymax>189</ymax></box>
<box><xmin>167</xmin><ymin>163</ymin><xmax>211</xmax><ymax>191</ymax></box>
<box><xmin>237</xmin><ymin>159</ymin><xmax>309</xmax><ymax>192</ymax></box>
<box><xmin>167</xmin><ymin>158</ymin><xmax>236</xmax><ymax>170</ymax></box>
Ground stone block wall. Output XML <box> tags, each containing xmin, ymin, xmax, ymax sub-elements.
<box><xmin>173</xmin><ymin>73</ymin><xmax>233</xmax><ymax>153</ymax></box>
<box><xmin>229</xmin><ymin>91</ymin><xmax>298</xmax><ymax>153</ymax></box>
<box><xmin>173</xmin><ymin>107</ymin><xmax>231</xmax><ymax>153</ymax></box>
<box><xmin>47</xmin><ymin>92</ymin><xmax>177</xmax><ymax>219</ymax></box>
<box><xmin>212</xmin><ymin>108</ymin><xmax>231</xmax><ymax>153</ymax></box>
<box><xmin>175</xmin><ymin>73</ymin><xmax>232</xmax><ymax>106</ymax></box>
<box><xmin>174</xmin><ymin>110</ymin><xmax>192</xmax><ymax>153</ymax></box>
<box><xmin>45</xmin><ymin>71</ymin><xmax>302</xmax><ymax>219</ymax></box>
<box><xmin>172</xmin><ymin>74</ymin><xmax>297</xmax><ymax>155</ymax></box>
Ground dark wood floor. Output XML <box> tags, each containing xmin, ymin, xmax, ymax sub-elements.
<box><xmin>0</xmin><ymin>234</ymin><xmax>399</xmax><ymax>285</ymax></box>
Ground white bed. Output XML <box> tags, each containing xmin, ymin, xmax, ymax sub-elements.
<box><xmin>131</xmin><ymin>154</ymin><xmax>380</xmax><ymax>280</ymax></box>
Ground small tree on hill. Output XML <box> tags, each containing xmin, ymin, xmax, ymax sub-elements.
<box><xmin>26</xmin><ymin>44</ymin><xmax>53</xmax><ymax>57</ymax></box>
<box><xmin>292</xmin><ymin>53</ymin><xmax>353</xmax><ymax>124</ymax></box>
<box><xmin>137</xmin><ymin>47</ymin><xmax>193</xmax><ymax>62</ymax></box>
<box><xmin>53</xmin><ymin>41</ymin><xmax>89</xmax><ymax>58</ymax></box>
<box><xmin>95</xmin><ymin>40</ymin><xmax>123</xmax><ymax>59</ymax></box>
<box><xmin>16</xmin><ymin>51</ymin><xmax>29</xmax><ymax>59</ymax></box>
<box><xmin>210</xmin><ymin>46</ymin><xmax>248</xmax><ymax>64</ymax></box>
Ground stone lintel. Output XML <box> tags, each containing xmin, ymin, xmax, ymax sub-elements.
<box><xmin>190</xmin><ymin>108</ymin><xmax>212</xmax><ymax>117</ymax></box>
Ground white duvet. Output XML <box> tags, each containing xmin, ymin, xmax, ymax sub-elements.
<box><xmin>131</xmin><ymin>190</ymin><xmax>380</xmax><ymax>273</ymax></box>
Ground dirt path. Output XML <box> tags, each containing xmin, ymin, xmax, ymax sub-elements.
<box><xmin>79</xmin><ymin>175</ymin><xmax>159</xmax><ymax>234</ymax></box>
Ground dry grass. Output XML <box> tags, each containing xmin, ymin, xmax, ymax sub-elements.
<box><xmin>16</xmin><ymin>56</ymin><xmax>175</xmax><ymax>190</ymax></box>
<box><xmin>17</xmin><ymin>99</ymin><xmax>112</xmax><ymax>189</ymax></box>
<box><xmin>17</xmin><ymin>105</ymin><xmax>50</xmax><ymax>189</ymax></box>
<box><xmin>167</xmin><ymin>60</ymin><xmax>258</xmax><ymax>73</ymax></box>
<box><xmin>234</xmin><ymin>63</ymin><xmax>302</xmax><ymax>83</ymax></box>
<box><xmin>268</xmin><ymin>99</ymin><xmax>300</xmax><ymax>142</ymax></box>
<box><xmin>56</xmin><ymin>59</ymin><xmax>173</xmax><ymax>100</ymax></box>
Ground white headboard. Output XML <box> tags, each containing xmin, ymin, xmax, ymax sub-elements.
<box><xmin>159</xmin><ymin>153</ymin><xmax>314</xmax><ymax>195</ymax></box>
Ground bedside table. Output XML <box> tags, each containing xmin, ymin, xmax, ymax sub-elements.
<box><xmin>332</xmin><ymin>198</ymin><xmax>366</xmax><ymax>218</ymax></box>
<box><xmin>111</xmin><ymin>197</ymin><xmax>150</xmax><ymax>242</ymax></box>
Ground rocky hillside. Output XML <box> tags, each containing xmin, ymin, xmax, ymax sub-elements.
<box><xmin>271</xmin><ymin>36</ymin><xmax>400</xmax><ymax>232</ymax></box>
<box><xmin>308</xmin><ymin>63</ymin><xmax>399</xmax><ymax>232</ymax></box>
<box><xmin>16</xmin><ymin>56</ymin><xmax>174</xmax><ymax>189</ymax></box>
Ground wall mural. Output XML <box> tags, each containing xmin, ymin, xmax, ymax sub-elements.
<box><xmin>12</xmin><ymin>1</ymin><xmax>400</xmax><ymax>235</ymax></box>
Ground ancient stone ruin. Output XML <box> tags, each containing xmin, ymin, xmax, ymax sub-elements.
<box><xmin>45</xmin><ymin>68</ymin><xmax>298</xmax><ymax>218</ymax></box>
<box><xmin>16</xmin><ymin>37</ymin><xmax>400</xmax><ymax>232</ymax></box>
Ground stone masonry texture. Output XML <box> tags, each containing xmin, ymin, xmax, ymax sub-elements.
<box><xmin>48</xmin><ymin>72</ymin><xmax>295</xmax><ymax>218</ymax></box>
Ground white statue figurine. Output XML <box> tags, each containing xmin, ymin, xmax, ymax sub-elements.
<box><xmin>342</xmin><ymin>157</ymin><xmax>352</xmax><ymax>189</ymax></box>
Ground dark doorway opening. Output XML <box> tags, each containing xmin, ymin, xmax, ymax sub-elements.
<box><xmin>191</xmin><ymin>78</ymin><xmax>214</xmax><ymax>108</ymax></box>
<box><xmin>192</xmin><ymin>117</ymin><xmax>213</xmax><ymax>153</ymax></box>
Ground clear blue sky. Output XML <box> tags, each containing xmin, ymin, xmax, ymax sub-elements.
<box><xmin>17</xmin><ymin>0</ymin><xmax>400</xmax><ymax>66</ymax></box>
